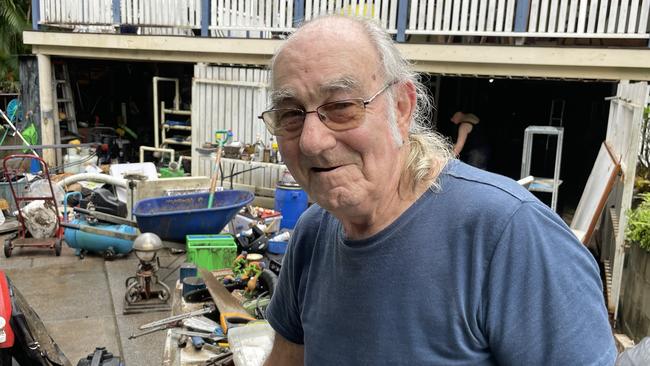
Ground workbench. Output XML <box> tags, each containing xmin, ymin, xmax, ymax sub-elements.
<box><xmin>161</xmin><ymin>280</ymin><xmax>224</xmax><ymax>366</ymax></box>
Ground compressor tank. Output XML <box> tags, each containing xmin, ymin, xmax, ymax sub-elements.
<box><xmin>64</xmin><ymin>218</ymin><xmax>136</xmax><ymax>258</ymax></box>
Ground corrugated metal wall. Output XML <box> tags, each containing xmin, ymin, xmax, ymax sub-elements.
<box><xmin>191</xmin><ymin>63</ymin><xmax>284</xmax><ymax>192</ymax></box>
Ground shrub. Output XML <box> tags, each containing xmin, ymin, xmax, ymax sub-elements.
<box><xmin>627</xmin><ymin>193</ymin><xmax>650</xmax><ymax>251</ymax></box>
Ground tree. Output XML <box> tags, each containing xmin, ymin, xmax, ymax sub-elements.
<box><xmin>0</xmin><ymin>0</ymin><xmax>30</xmax><ymax>92</ymax></box>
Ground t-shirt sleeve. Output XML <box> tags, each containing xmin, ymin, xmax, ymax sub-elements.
<box><xmin>266</xmin><ymin>228</ymin><xmax>305</xmax><ymax>345</ymax></box>
<box><xmin>484</xmin><ymin>201</ymin><xmax>616</xmax><ymax>365</ymax></box>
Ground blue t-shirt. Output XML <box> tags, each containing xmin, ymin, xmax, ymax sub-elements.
<box><xmin>267</xmin><ymin>160</ymin><xmax>616</xmax><ymax>365</ymax></box>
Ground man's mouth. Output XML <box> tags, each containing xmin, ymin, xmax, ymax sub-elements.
<box><xmin>311</xmin><ymin>166</ymin><xmax>339</xmax><ymax>173</ymax></box>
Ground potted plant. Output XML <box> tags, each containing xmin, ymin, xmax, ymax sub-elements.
<box><xmin>626</xmin><ymin>193</ymin><xmax>650</xmax><ymax>251</ymax></box>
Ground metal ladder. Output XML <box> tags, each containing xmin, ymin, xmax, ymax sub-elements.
<box><xmin>53</xmin><ymin>62</ymin><xmax>78</xmax><ymax>142</ymax></box>
<box><xmin>520</xmin><ymin>126</ymin><xmax>564</xmax><ymax>211</ymax></box>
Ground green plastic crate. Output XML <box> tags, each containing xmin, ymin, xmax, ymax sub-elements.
<box><xmin>186</xmin><ymin>234</ymin><xmax>237</xmax><ymax>272</ymax></box>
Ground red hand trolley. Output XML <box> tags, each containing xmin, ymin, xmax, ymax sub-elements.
<box><xmin>2</xmin><ymin>154</ymin><xmax>62</xmax><ymax>258</ymax></box>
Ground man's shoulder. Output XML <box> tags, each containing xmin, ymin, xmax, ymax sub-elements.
<box><xmin>442</xmin><ymin>160</ymin><xmax>534</xmax><ymax>205</ymax></box>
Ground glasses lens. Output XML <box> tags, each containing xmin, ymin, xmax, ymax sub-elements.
<box><xmin>318</xmin><ymin>100</ymin><xmax>365</xmax><ymax>130</ymax></box>
<box><xmin>263</xmin><ymin>109</ymin><xmax>305</xmax><ymax>136</ymax></box>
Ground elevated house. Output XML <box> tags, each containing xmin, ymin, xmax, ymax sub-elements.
<box><xmin>21</xmin><ymin>0</ymin><xmax>650</xmax><ymax>340</ymax></box>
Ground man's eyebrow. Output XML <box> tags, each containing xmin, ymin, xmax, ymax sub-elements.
<box><xmin>320</xmin><ymin>77</ymin><xmax>361</xmax><ymax>94</ymax></box>
<box><xmin>269</xmin><ymin>77</ymin><xmax>362</xmax><ymax>106</ymax></box>
<box><xmin>269</xmin><ymin>88</ymin><xmax>297</xmax><ymax>106</ymax></box>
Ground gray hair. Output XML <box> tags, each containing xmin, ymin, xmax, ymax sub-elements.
<box><xmin>270</xmin><ymin>15</ymin><xmax>453</xmax><ymax>191</ymax></box>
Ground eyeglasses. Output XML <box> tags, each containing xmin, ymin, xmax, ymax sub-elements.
<box><xmin>258</xmin><ymin>81</ymin><xmax>396</xmax><ymax>138</ymax></box>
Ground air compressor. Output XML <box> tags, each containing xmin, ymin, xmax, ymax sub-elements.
<box><xmin>62</xmin><ymin>192</ymin><xmax>136</xmax><ymax>259</ymax></box>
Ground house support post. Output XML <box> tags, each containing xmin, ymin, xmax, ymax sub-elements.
<box><xmin>37</xmin><ymin>53</ymin><xmax>55</xmax><ymax>167</ymax></box>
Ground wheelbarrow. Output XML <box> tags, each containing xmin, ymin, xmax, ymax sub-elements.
<box><xmin>132</xmin><ymin>190</ymin><xmax>254</xmax><ymax>243</ymax></box>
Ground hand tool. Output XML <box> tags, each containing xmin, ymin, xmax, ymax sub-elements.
<box><xmin>139</xmin><ymin>305</ymin><xmax>215</xmax><ymax>330</ymax></box>
<box><xmin>172</xmin><ymin>329</ymin><xmax>226</xmax><ymax>342</ymax></box>
<box><xmin>190</xmin><ymin>336</ymin><xmax>205</xmax><ymax>350</ymax></box>
<box><xmin>207</xmin><ymin>130</ymin><xmax>230</xmax><ymax>208</ymax></box>
<box><xmin>198</xmin><ymin>268</ymin><xmax>255</xmax><ymax>334</ymax></box>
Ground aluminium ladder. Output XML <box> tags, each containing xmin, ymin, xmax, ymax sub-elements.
<box><xmin>520</xmin><ymin>126</ymin><xmax>564</xmax><ymax>212</ymax></box>
<box><xmin>53</xmin><ymin>62</ymin><xmax>78</xmax><ymax>141</ymax></box>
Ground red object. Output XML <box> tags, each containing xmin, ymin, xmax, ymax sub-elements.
<box><xmin>2</xmin><ymin>155</ymin><xmax>63</xmax><ymax>257</ymax></box>
<box><xmin>0</xmin><ymin>271</ymin><xmax>15</xmax><ymax>348</ymax></box>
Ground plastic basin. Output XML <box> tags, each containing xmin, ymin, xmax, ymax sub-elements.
<box><xmin>133</xmin><ymin>190</ymin><xmax>254</xmax><ymax>242</ymax></box>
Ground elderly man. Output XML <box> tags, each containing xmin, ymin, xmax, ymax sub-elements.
<box><xmin>260</xmin><ymin>15</ymin><xmax>616</xmax><ymax>365</ymax></box>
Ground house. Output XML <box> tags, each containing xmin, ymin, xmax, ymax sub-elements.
<box><xmin>21</xmin><ymin>0</ymin><xmax>650</xmax><ymax>342</ymax></box>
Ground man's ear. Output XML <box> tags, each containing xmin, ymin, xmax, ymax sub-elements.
<box><xmin>395</xmin><ymin>81</ymin><xmax>416</xmax><ymax>138</ymax></box>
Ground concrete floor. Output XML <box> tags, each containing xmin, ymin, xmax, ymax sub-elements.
<box><xmin>3</xmin><ymin>243</ymin><xmax>184</xmax><ymax>365</ymax></box>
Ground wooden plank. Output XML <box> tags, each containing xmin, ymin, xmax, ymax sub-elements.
<box><xmin>570</xmin><ymin>142</ymin><xmax>621</xmax><ymax>246</ymax></box>
<box><xmin>586</xmin><ymin>0</ymin><xmax>598</xmax><ymax>33</ymax></box>
<box><xmin>628</xmin><ymin>0</ymin><xmax>640</xmax><ymax>33</ymax></box>
<box><xmin>566</xmin><ymin>0</ymin><xmax>578</xmax><ymax>32</ymax></box>
<box><xmin>410</xmin><ymin>0</ymin><xmax>419</xmax><ymax>29</ymax></box>
<box><xmin>495</xmin><ymin>0</ymin><xmax>506</xmax><ymax>31</ymax></box>
<box><xmin>487</xmin><ymin>0</ymin><xmax>497</xmax><ymax>31</ymax></box>
<box><xmin>460</xmin><ymin>0</ymin><xmax>470</xmax><ymax>31</ymax></box>
<box><xmin>435</xmin><ymin>0</ymin><xmax>444</xmax><ymax>30</ymax></box>
<box><xmin>380</xmin><ymin>0</ymin><xmax>389</xmax><ymax>26</ymax></box>
<box><xmin>280</xmin><ymin>0</ymin><xmax>286</xmax><ymax>30</ymax></box>
<box><xmin>452</xmin><ymin>0</ymin><xmax>461</xmax><ymax>30</ymax></box>
<box><xmin>597</xmin><ymin>0</ymin><xmax>608</xmax><ymax>32</ymax></box>
<box><xmin>640</xmin><ymin>0</ymin><xmax>650</xmax><ymax>34</ymax></box>
<box><xmin>505</xmin><ymin>0</ymin><xmax>516</xmax><ymax>31</ymax></box>
<box><xmin>442</xmin><ymin>0</ymin><xmax>452</xmax><ymax>30</ymax></box>
<box><xmin>469</xmin><ymin>0</ymin><xmax>479</xmax><ymax>30</ymax></box>
<box><xmin>617</xmin><ymin>0</ymin><xmax>629</xmax><ymax>33</ymax></box>
<box><xmin>577</xmin><ymin>0</ymin><xmax>588</xmax><ymax>33</ymax></box>
<box><xmin>557</xmin><ymin>0</ymin><xmax>568</xmax><ymax>32</ymax></box>
<box><xmin>419</xmin><ymin>0</ymin><xmax>427</xmax><ymax>30</ymax></box>
<box><xmin>387</xmin><ymin>0</ymin><xmax>396</xmax><ymax>31</ymax></box>
<box><xmin>538</xmin><ymin>0</ymin><xmax>549</xmax><ymax>32</ymax></box>
<box><xmin>607</xmin><ymin>0</ymin><xmax>619</xmax><ymax>33</ymax></box>
<box><xmin>426</xmin><ymin>0</ymin><xmax>436</xmax><ymax>30</ymax></box>
<box><xmin>478</xmin><ymin>0</ymin><xmax>487</xmax><ymax>30</ymax></box>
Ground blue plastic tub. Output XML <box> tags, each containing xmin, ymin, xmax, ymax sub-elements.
<box><xmin>133</xmin><ymin>190</ymin><xmax>254</xmax><ymax>242</ymax></box>
<box><xmin>274</xmin><ymin>185</ymin><xmax>308</xmax><ymax>230</ymax></box>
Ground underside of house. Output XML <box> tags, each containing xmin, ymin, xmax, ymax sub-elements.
<box><xmin>2</xmin><ymin>0</ymin><xmax>650</xmax><ymax>364</ymax></box>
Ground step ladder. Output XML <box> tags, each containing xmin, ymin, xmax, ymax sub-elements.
<box><xmin>53</xmin><ymin>62</ymin><xmax>78</xmax><ymax>143</ymax></box>
<box><xmin>520</xmin><ymin>126</ymin><xmax>564</xmax><ymax>211</ymax></box>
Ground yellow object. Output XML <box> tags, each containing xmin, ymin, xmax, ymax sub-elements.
<box><xmin>339</xmin><ymin>4</ymin><xmax>375</xmax><ymax>17</ymax></box>
<box><xmin>0</xmin><ymin>199</ymin><xmax>9</xmax><ymax>211</ymax></box>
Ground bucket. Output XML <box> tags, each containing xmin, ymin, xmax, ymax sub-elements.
<box><xmin>274</xmin><ymin>184</ymin><xmax>308</xmax><ymax>230</ymax></box>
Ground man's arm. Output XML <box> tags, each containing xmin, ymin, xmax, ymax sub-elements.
<box><xmin>264</xmin><ymin>332</ymin><xmax>304</xmax><ymax>366</ymax></box>
<box><xmin>453</xmin><ymin>122</ymin><xmax>473</xmax><ymax>156</ymax></box>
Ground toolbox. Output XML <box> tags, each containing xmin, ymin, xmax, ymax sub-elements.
<box><xmin>186</xmin><ymin>234</ymin><xmax>237</xmax><ymax>272</ymax></box>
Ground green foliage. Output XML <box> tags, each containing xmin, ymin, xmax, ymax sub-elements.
<box><xmin>627</xmin><ymin>193</ymin><xmax>650</xmax><ymax>252</ymax></box>
<box><xmin>0</xmin><ymin>0</ymin><xmax>31</xmax><ymax>90</ymax></box>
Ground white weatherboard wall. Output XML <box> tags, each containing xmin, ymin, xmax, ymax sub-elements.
<box><xmin>191</xmin><ymin>64</ymin><xmax>283</xmax><ymax>191</ymax></box>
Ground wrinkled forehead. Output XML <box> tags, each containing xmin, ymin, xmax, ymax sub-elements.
<box><xmin>270</xmin><ymin>20</ymin><xmax>382</xmax><ymax>103</ymax></box>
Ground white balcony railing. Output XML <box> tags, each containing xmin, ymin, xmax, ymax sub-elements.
<box><xmin>34</xmin><ymin>0</ymin><xmax>650</xmax><ymax>42</ymax></box>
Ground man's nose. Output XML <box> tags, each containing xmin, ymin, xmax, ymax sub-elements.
<box><xmin>299</xmin><ymin>112</ymin><xmax>336</xmax><ymax>156</ymax></box>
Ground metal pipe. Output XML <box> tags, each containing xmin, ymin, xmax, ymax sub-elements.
<box><xmin>56</xmin><ymin>173</ymin><xmax>127</xmax><ymax>190</ymax></box>
<box><xmin>0</xmin><ymin>142</ymin><xmax>97</xmax><ymax>151</ymax></box>
<box><xmin>0</xmin><ymin>110</ymin><xmax>39</xmax><ymax>156</ymax></box>
<box><xmin>152</xmin><ymin>77</ymin><xmax>180</xmax><ymax>148</ymax></box>
<box><xmin>139</xmin><ymin>146</ymin><xmax>175</xmax><ymax>163</ymax></box>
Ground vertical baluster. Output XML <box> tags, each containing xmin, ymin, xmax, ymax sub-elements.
<box><xmin>537</xmin><ymin>0</ymin><xmax>549</xmax><ymax>32</ymax></box>
<box><xmin>486</xmin><ymin>0</ymin><xmax>496</xmax><ymax>31</ymax></box>
<box><xmin>451</xmin><ymin>0</ymin><xmax>460</xmax><ymax>30</ymax></box>
<box><xmin>616</xmin><ymin>0</ymin><xmax>629</xmax><ymax>33</ymax></box>
<box><xmin>638</xmin><ymin>0</ymin><xmax>649</xmax><ymax>34</ymax></box>
<box><xmin>606</xmin><ymin>0</ymin><xmax>618</xmax><ymax>33</ymax></box>
<box><xmin>566</xmin><ymin>0</ymin><xmax>578</xmax><ymax>32</ymax></box>
<box><xmin>627</xmin><ymin>0</ymin><xmax>640</xmax><ymax>34</ymax></box>
<box><xmin>577</xmin><ymin>0</ymin><xmax>588</xmax><ymax>33</ymax></box>
<box><xmin>495</xmin><ymin>0</ymin><xmax>506</xmax><ymax>31</ymax></box>
<box><xmin>557</xmin><ymin>0</ymin><xmax>568</xmax><ymax>32</ymax></box>
<box><xmin>504</xmin><ymin>0</ymin><xmax>516</xmax><ymax>31</ymax></box>
<box><xmin>460</xmin><ymin>0</ymin><xmax>470</xmax><ymax>31</ymax></box>
<box><xmin>427</xmin><ymin>0</ymin><xmax>436</xmax><ymax>31</ymax></box>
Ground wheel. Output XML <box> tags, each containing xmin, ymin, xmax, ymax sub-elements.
<box><xmin>54</xmin><ymin>239</ymin><xmax>62</xmax><ymax>256</ymax></box>
<box><xmin>125</xmin><ymin>276</ymin><xmax>137</xmax><ymax>288</ymax></box>
<box><xmin>158</xmin><ymin>287</ymin><xmax>170</xmax><ymax>301</ymax></box>
<box><xmin>3</xmin><ymin>240</ymin><xmax>12</xmax><ymax>258</ymax></box>
<box><xmin>103</xmin><ymin>248</ymin><xmax>115</xmax><ymax>261</ymax></box>
<box><xmin>125</xmin><ymin>281</ymin><xmax>141</xmax><ymax>304</ymax></box>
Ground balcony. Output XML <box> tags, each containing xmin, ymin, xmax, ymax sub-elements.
<box><xmin>32</xmin><ymin>0</ymin><xmax>650</xmax><ymax>47</ymax></box>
